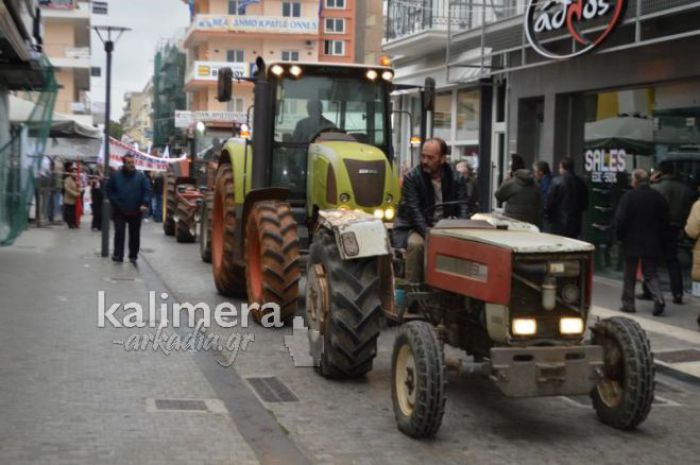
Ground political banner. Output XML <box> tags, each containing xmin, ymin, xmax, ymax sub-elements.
<box><xmin>98</xmin><ymin>138</ymin><xmax>187</xmax><ymax>172</ymax></box>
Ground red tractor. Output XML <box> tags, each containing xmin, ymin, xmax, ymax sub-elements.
<box><xmin>163</xmin><ymin>161</ymin><xmax>205</xmax><ymax>243</ymax></box>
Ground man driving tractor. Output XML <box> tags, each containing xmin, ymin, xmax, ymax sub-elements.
<box><xmin>393</xmin><ymin>137</ymin><xmax>469</xmax><ymax>282</ymax></box>
<box><xmin>292</xmin><ymin>99</ymin><xmax>337</xmax><ymax>143</ymax></box>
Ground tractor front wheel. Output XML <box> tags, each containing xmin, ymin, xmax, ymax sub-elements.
<box><xmin>591</xmin><ymin>317</ymin><xmax>654</xmax><ymax>430</ymax></box>
<box><xmin>391</xmin><ymin>321</ymin><xmax>446</xmax><ymax>438</ymax></box>
<box><xmin>163</xmin><ymin>175</ymin><xmax>175</xmax><ymax>236</ymax></box>
<box><xmin>175</xmin><ymin>198</ymin><xmax>196</xmax><ymax>243</ymax></box>
<box><xmin>211</xmin><ymin>164</ymin><xmax>245</xmax><ymax>296</ymax></box>
<box><xmin>200</xmin><ymin>191</ymin><xmax>213</xmax><ymax>262</ymax></box>
<box><xmin>245</xmin><ymin>201</ymin><xmax>300</xmax><ymax>325</ymax></box>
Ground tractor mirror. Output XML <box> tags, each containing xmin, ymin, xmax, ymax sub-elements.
<box><xmin>217</xmin><ymin>67</ymin><xmax>233</xmax><ymax>102</ymax></box>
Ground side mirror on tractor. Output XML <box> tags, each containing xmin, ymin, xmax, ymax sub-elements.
<box><xmin>217</xmin><ymin>67</ymin><xmax>233</xmax><ymax>102</ymax></box>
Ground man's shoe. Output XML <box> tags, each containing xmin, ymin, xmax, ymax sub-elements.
<box><xmin>129</xmin><ymin>257</ymin><xmax>137</xmax><ymax>263</ymax></box>
<box><xmin>672</xmin><ymin>295</ymin><xmax>683</xmax><ymax>305</ymax></box>
<box><xmin>653</xmin><ymin>302</ymin><xmax>665</xmax><ymax>316</ymax></box>
<box><xmin>111</xmin><ymin>255</ymin><xmax>123</xmax><ymax>263</ymax></box>
<box><xmin>636</xmin><ymin>293</ymin><xmax>653</xmax><ymax>301</ymax></box>
<box><xmin>619</xmin><ymin>306</ymin><xmax>636</xmax><ymax>313</ymax></box>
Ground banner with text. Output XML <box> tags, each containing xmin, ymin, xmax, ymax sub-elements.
<box><xmin>99</xmin><ymin>138</ymin><xmax>188</xmax><ymax>172</ymax></box>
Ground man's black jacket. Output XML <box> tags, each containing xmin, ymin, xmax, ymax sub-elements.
<box><xmin>615</xmin><ymin>184</ymin><xmax>670</xmax><ymax>258</ymax></box>
<box><xmin>393</xmin><ymin>163</ymin><xmax>468</xmax><ymax>247</ymax></box>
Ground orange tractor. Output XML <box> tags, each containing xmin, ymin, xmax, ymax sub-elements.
<box><xmin>162</xmin><ymin>160</ymin><xmax>205</xmax><ymax>243</ymax></box>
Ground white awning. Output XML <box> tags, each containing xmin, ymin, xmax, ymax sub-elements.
<box><xmin>9</xmin><ymin>95</ymin><xmax>102</xmax><ymax>139</ymax></box>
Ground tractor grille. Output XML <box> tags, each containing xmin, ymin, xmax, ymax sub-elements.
<box><xmin>343</xmin><ymin>159</ymin><xmax>386</xmax><ymax>207</ymax></box>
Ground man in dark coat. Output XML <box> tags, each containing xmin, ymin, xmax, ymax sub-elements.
<box><xmin>106</xmin><ymin>154</ymin><xmax>152</xmax><ymax>263</ymax></box>
<box><xmin>616</xmin><ymin>168</ymin><xmax>669</xmax><ymax>316</ymax></box>
<box><xmin>495</xmin><ymin>154</ymin><xmax>541</xmax><ymax>226</ymax></box>
<box><xmin>638</xmin><ymin>160</ymin><xmax>694</xmax><ymax>304</ymax></box>
<box><xmin>546</xmin><ymin>157</ymin><xmax>588</xmax><ymax>238</ymax></box>
<box><xmin>394</xmin><ymin>138</ymin><xmax>468</xmax><ymax>282</ymax></box>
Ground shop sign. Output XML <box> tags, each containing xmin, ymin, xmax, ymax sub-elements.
<box><xmin>175</xmin><ymin>111</ymin><xmax>246</xmax><ymax>128</ymax></box>
<box><xmin>584</xmin><ymin>148</ymin><xmax>626</xmax><ymax>183</ymax></box>
<box><xmin>193</xmin><ymin>14</ymin><xmax>318</xmax><ymax>34</ymax></box>
<box><xmin>525</xmin><ymin>0</ymin><xmax>626</xmax><ymax>60</ymax></box>
<box><xmin>193</xmin><ymin>61</ymin><xmax>248</xmax><ymax>81</ymax></box>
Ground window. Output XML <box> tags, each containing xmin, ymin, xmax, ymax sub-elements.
<box><xmin>434</xmin><ymin>92</ymin><xmax>452</xmax><ymax>141</ymax></box>
<box><xmin>282</xmin><ymin>2</ymin><xmax>301</xmax><ymax>17</ymax></box>
<box><xmin>228</xmin><ymin>0</ymin><xmax>246</xmax><ymax>15</ymax></box>
<box><xmin>325</xmin><ymin>0</ymin><xmax>345</xmax><ymax>8</ymax></box>
<box><xmin>226</xmin><ymin>49</ymin><xmax>244</xmax><ymax>63</ymax></box>
<box><xmin>281</xmin><ymin>50</ymin><xmax>300</xmax><ymax>61</ymax></box>
<box><xmin>226</xmin><ymin>97</ymin><xmax>245</xmax><ymax>113</ymax></box>
<box><xmin>323</xmin><ymin>40</ymin><xmax>344</xmax><ymax>56</ymax></box>
<box><xmin>456</xmin><ymin>89</ymin><xmax>480</xmax><ymax>141</ymax></box>
<box><xmin>325</xmin><ymin>18</ymin><xmax>345</xmax><ymax>34</ymax></box>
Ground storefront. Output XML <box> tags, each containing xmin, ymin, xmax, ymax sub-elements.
<box><xmin>506</xmin><ymin>1</ymin><xmax>700</xmax><ymax>279</ymax></box>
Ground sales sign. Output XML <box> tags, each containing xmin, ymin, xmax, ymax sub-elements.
<box><xmin>584</xmin><ymin>148</ymin><xmax>626</xmax><ymax>183</ymax></box>
<box><xmin>525</xmin><ymin>0</ymin><xmax>626</xmax><ymax>60</ymax></box>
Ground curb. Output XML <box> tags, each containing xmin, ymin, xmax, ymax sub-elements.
<box><xmin>654</xmin><ymin>360</ymin><xmax>700</xmax><ymax>387</ymax></box>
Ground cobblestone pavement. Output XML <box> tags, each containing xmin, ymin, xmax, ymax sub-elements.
<box><xmin>2</xmin><ymin>222</ymin><xmax>700</xmax><ymax>465</ymax></box>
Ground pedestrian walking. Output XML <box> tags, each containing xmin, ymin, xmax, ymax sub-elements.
<box><xmin>495</xmin><ymin>154</ymin><xmax>541</xmax><ymax>226</ymax></box>
<box><xmin>62</xmin><ymin>163</ymin><xmax>82</xmax><ymax>229</ymax></box>
<box><xmin>152</xmin><ymin>172</ymin><xmax>164</xmax><ymax>222</ymax></box>
<box><xmin>546</xmin><ymin>157</ymin><xmax>588</xmax><ymax>238</ymax></box>
<box><xmin>684</xmin><ymin>192</ymin><xmax>700</xmax><ymax>326</ymax></box>
<box><xmin>638</xmin><ymin>161</ymin><xmax>694</xmax><ymax>305</ymax></box>
<box><xmin>105</xmin><ymin>154</ymin><xmax>152</xmax><ymax>263</ymax></box>
<box><xmin>616</xmin><ymin>169</ymin><xmax>669</xmax><ymax>316</ymax></box>
<box><xmin>90</xmin><ymin>167</ymin><xmax>104</xmax><ymax>231</ymax></box>
<box><xmin>533</xmin><ymin>160</ymin><xmax>553</xmax><ymax>206</ymax></box>
<box><xmin>456</xmin><ymin>161</ymin><xmax>479</xmax><ymax>215</ymax></box>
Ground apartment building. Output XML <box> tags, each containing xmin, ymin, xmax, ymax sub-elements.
<box><xmin>122</xmin><ymin>79</ymin><xmax>154</xmax><ymax>149</ymax></box>
<box><xmin>40</xmin><ymin>0</ymin><xmax>93</xmax><ymax>126</ymax></box>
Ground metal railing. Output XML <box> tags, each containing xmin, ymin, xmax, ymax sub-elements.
<box><xmin>385</xmin><ymin>0</ymin><xmax>522</xmax><ymax>41</ymax></box>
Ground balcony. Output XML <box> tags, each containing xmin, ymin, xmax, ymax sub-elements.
<box><xmin>184</xmin><ymin>14</ymin><xmax>319</xmax><ymax>45</ymax></box>
<box><xmin>40</xmin><ymin>1</ymin><xmax>91</xmax><ymax>21</ymax></box>
<box><xmin>45</xmin><ymin>45</ymin><xmax>90</xmax><ymax>68</ymax></box>
<box><xmin>383</xmin><ymin>0</ymin><xmax>520</xmax><ymax>56</ymax></box>
<box><xmin>185</xmin><ymin>60</ymin><xmax>251</xmax><ymax>90</ymax></box>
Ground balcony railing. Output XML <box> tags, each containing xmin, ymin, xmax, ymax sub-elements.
<box><xmin>385</xmin><ymin>0</ymin><xmax>522</xmax><ymax>42</ymax></box>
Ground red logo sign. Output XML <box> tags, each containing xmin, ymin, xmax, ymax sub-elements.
<box><xmin>525</xmin><ymin>0</ymin><xmax>626</xmax><ymax>59</ymax></box>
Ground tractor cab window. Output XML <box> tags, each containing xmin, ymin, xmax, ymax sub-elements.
<box><xmin>271</xmin><ymin>73</ymin><xmax>390</xmax><ymax>199</ymax></box>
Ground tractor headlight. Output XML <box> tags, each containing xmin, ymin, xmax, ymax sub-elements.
<box><xmin>289</xmin><ymin>65</ymin><xmax>302</xmax><ymax>77</ymax></box>
<box><xmin>382</xmin><ymin>71</ymin><xmax>394</xmax><ymax>81</ymax></box>
<box><xmin>384</xmin><ymin>207</ymin><xmax>395</xmax><ymax>221</ymax></box>
<box><xmin>339</xmin><ymin>193</ymin><xmax>351</xmax><ymax>203</ymax></box>
<box><xmin>366</xmin><ymin>69</ymin><xmax>378</xmax><ymax>81</ymax></box>
<box><xmin>374</xmin><ymin>209</ymin><xmax>384</xmax><ymax>219</ymax></box>
<box><xmin>270</xmin><ymin>64</ymin><xmax>284</xmax><ymax>76</ymax></box>
<box><xmin>560</xmin><ymin>317</ymin><xmax>584</xmax><ymax>335</ymax></box>
<box><xmin>512</xmin><ymin>318</ymin><xmax>537</xmax><ymax>336</ymax></box>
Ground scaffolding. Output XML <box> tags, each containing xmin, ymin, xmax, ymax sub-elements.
<box><xmin>152</xmin><ymin>41</ymin><xmax>187</xmax><ymax>149</ymax></box>
<box><xmin>0</xmin><ymin>55</ymin><xmax>58</xmax><ymax>245</ymax></box>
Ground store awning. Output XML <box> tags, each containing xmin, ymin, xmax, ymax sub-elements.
<box><xmin>585</xmin><ymin>116</ymin><xmax>655</xmax><ymax>155</ymax></box>
<box><xmin>9</xmin><ymin>95</ymin><xmax>102</xmax><ymax>139</ymax></box>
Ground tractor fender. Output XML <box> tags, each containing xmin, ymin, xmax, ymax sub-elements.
<box><xmin>316</xmin><ymin>209</ymin><xmax>391</xmax><ymax>260</ymax></box>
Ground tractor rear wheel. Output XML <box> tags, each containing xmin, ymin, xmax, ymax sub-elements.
<box><xmin>392</xmin><ymin>321</ymin><xmax>446</xmax><ymax>438</ymax></box>
<box><xmin>245</xmin><ymin>201</ymin><xmax>300</xmax><ymax>325</ymax></box>
<box><xmin>306</xmin><ymin>228</ymin><xmax>383</xmax><ymax>378</ymax></box>
<box><xmin>175</xmin><ymin>198</ymin><xmax>196</xmax><ymax>243</ymax></box>
<box><xmin>163</xmin><ymin>175</ymin><xmax>175</xmax><ymax>236</ymax></box>
<box><xmin>591</xmin><ymin>317</ymin><xmax>654</xmax><ymax>430</ymax></box>
<box><xmin>199</xmin><ymin>191</ymin><xmax>213</xmax><ymax>262</ymax></box>
<box><xmin>211</xmin><ymin>164</ymin><xmax>245</xmax><ymax>296</ymax></box>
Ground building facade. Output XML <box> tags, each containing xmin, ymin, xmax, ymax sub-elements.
<box><xmin>385</xmin><ymin>0</ymin><xmax>700</xmax><ymax>279</ymax></box>
<box><xmin>40</xmin><ymin>0</ymin><xmax>93</xmax><ymax>126</ymax></box>
<box><xmin>121</xmin><ymin>79</ymin><xmax>154</xmax><ymax>149</ymax></box>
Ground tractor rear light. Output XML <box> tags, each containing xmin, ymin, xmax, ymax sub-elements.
<box><xmin>512</xmin><ymin>318</ymin><xmax>537</xmax><ymax>336</ymax></box>
<box><xmin>560</xmin><ymin>317</ymin><xmax>584</xmax><ymax>335</ymax></box>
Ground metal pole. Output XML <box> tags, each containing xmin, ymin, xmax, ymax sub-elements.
<box><xmin>101</xmin><ymin>40</ymin><xmax>113</xmax><ymax>257</ymax></box>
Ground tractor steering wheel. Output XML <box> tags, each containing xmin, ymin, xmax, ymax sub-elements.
<box><xmin>310</xmin><ymin>127</ymin><xmax>347</xmax><ymax>143</ymax></box>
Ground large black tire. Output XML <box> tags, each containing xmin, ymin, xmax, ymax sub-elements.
<box><xmin>245</xmin><ymin>201</ymin><xmax>300</xmax><ymax>325</ymax></box>
<box><xmin>391</xmin><ymin>321</ymin><xmax>446</xmax><ymax>438</ymax></box>
<box><xmin>163</xmin><ymin>175</ymin><xmax>175</xmax><ymax>236</ymax></box>
<box><xmin>200</xmin><ymin>191</ymin><xmax>213</xmax><ymax>262</ymax></box>
<box><xmin>175</xmin><ymin>198</ymin><xmax>196</xmax><ymax>243</ymax></box>
<box><xmin>211</xmin><ymin>164</ymin><xmax>246</xmax><ymax>296</ymax></box>
<box><xmin>307</xmin><ymin>229</ymin><xmax>383</xmax><ymax>379</ymax></box>
<box><xmin>591</xmin><ymin>317</ymin><xmax>654</xmax><ymax>430</ymax></box>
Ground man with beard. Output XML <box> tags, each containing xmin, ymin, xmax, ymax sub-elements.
<box><xmin>105</xmin><ymin>154</ymin><xmax>152</xmax><ymax>263</ymax></box>
<box><xmin>394</xmin><ymin>138</ymin><xmax>468</xmax><ymax>283</ymax></box>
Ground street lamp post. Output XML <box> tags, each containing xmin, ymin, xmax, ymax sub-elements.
<box><xmin>93</xmin><ymin>25</ymin><xmax>130</xmax><ymax>257</ymax></box>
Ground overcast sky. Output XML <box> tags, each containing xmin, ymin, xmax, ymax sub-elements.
<box><xmin>90</xmin><ymin>0</ymin><xmax>191</xmax><ymax>121</ymax></box>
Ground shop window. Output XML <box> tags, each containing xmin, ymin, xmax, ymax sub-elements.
<box><xmin>433</xmin><ymin>92</ymin><xmax>452</xmax><ymax>142</ymax></box>
<box><xmin>456</xmin><ymin>89</ymin><xmax>480</xmax><ymax>141</ymax></box>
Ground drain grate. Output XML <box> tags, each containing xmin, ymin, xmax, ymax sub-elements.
<box><xmin>154</xmin><ymin>399</ymin><xmax>208</xmax><ymax>411</ymax></box>
<box><xmin>247</xmin><ymin>377</ymin><xmax>298</xmax><ymax>403</ymax></box>
<box><xmin>655</xmin><ymin>349</ymin><xmax>700</xmax><ymax>364</ymax></box>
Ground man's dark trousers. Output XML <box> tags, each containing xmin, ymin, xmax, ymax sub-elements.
<box><xmin>642</xmin><ymin>225</ymin><xmax>683</xmax><ymax>299</ymax></box>
<box><xmin>623</xmin><ymin>257</ymin><xmax>664</xmax><ymax>310</ymax></box>
<box><xmin>113</xmin><ymin>210</ymin><xmax>142</xmax><ymax>260</ymax></box>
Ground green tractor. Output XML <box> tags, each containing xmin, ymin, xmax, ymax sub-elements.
<box><xmin>212</xmin><ymin>59</ymin><xmax>400</xmax><ymax>337</ymax></box>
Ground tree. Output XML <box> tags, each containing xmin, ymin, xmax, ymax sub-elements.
<box><xmin>109</xmin><ymin>120</ymin><xmax>124</xmax><ymax>140</ymax></box>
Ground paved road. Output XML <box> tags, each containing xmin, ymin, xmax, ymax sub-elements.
<box><xmin>1</xmin><ymin>222</ymin><xmax>700</xmax><ymax>465</ymax></box>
